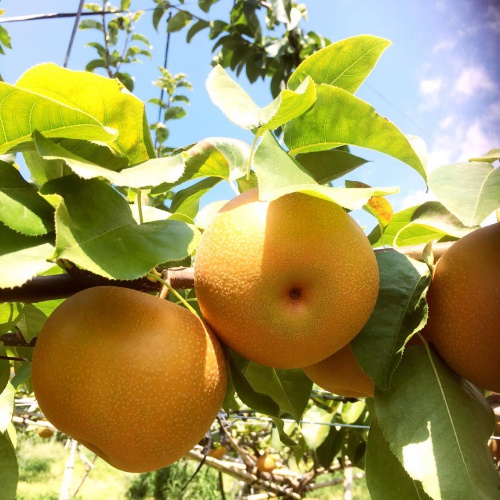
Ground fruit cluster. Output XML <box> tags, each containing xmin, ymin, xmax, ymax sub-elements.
<box><xmin>31</xmin><ymin>190</ymin><xmax>500</xmax><ymax>473</ymax></box>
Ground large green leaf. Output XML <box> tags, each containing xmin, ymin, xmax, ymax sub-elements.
<box><xmin>0</xmin><ymin>82</ymin><xmax>116</xmax><ymax>154</ymax></box>
<box><xmin>351</xmin><ymin>251</ymin><xmax>430</xmax><ymax>390</ymax></box>
<box><xmin>206</xmin><ymin>65</ymin><xmax>316</xmax><ymax>130</ymax></box>
<box><xmin>283</xmin><ymin>85</ymin><xmax>426</xmax><ymax>181</ymax></box>
<box><xmin>15</xmin><ymin>63</ymin><xmax>155</xmax><ymax>163</ymax></box>
<box><xmin>151</xmin><ymin>138</ymin><xmax>250</xmax><ymax>194</ymax></box>
<box><xmin>0</xmin><ymin>160</ymin><xmax>54</xmax><ymax>235</ymax></box>
<box><xmin>41</xmin><ymin>176</ymin><xmax>200</xmax><ymax>280</ymax></box>
<box><xmin>366</xmin><ymin>408</ymin><xmax>432</xmax><ymax>500</ymax></box>
<box><xmin>170</xmin><ymin>177</ymin><xmax>221</xmax><ymax>219</ymax></box>
<box><xmin>368</xmin><ymin>201</ymin><xmax>477</xmax><ymax>248</ymax></box>
<box><xmin>228</xmin><ymin>352</ymin><xmax>297</xmax><ymax>447</ymax></box>
<box><xmin>375</xmin><ymin>346</ymin><xmax>500</xmax><ymax>500</ymax></box>
<box><xmin>0</xmin><ymin>429</ymin><xmax>18</xmax><ymax>500</ymax></box>
<box><xmin>429</xmin><ymin>162</ymin><xmax>500</xmax><ymax>227</ymax></box>
<box><xmin>254</xmin><ymin>132</ymin><xmax>398</xmax><ymax>209</ymax></box>
<box><xmin>288</xmin><ymin>35</ymin><xmax>392</xmax><ymax>93</ymax></box>
<box><xmin>32</xmin><ymin>131</ymin><xmax>185</xmax><ymax>188</ymax></box>
<box><xmin>236</xmin><ymin>355</ymin><xmax>312</xmax><ymax>422</ymax></box>
<box><xmin>0</xmin><ymin>222</ymin><xmax>54</xmax><ymax>289</ymax></box>
<box><xmin>296</xmin><ymin>149</ymin><xmax>368</xmax><ymax>184</ymax></box>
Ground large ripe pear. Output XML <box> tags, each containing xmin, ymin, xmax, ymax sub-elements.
<box><xmin>31</xmin><ymin>286</ymin><xmax>227</xmax><ymax>473</ymax></box>
<box><xmin>425</xmin><ymin>223</ymin><xmax>500</xmax><ymax>392</ymax></box>
<box><xmin>194</xmin><ymin>189</ymin><xmax>379</xmax><ymax>368</ymax></box>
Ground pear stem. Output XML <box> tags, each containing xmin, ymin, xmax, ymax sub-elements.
<box><xmin>146</xmin><ymin>273</ymin><xmax>199</xmax><ymax>317</ymax></box>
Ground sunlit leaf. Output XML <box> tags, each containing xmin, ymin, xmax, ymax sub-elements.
<box><xmin>368</xmin><ymin>202</ymin><xmax>477</xmax><ymax>248</ymax></box>
<box><xmin>0</xmin><ymin>160</ymin><xmax>54</xmax><ymax>235</ymax></box>
<box><xmin>15</xmin><ymin>63</ymin><xmax>155</xmax><ymax>163</ymax></box>
<box><xmin>288</xmin><ymin>35</ymin><xmax>391</xmax><ymax>93</ymax></box>
<box><xmin>366</xmin><ymin>408</ymin><xmax>432</xmax><ymax>500</ymax></box>
<box><xmin>0</xmin><ymin>223</ymin><xmax>54</xmax><ymax>289</ymax></box>
<box><xmin>0</xmin><ymin>382</ymin><xmax>14</xmax><ymax>432</ymax></box>
<box><xmin>301</xmin><ymin>405</ymin><xmax>333</xmax><ymax>450</ymax></box>
<box><xmin>429</xmin><ymin>162</ymin><xmax>500</xmax><ymax>227</ymax></box>
<box><xmin>32</xmin><ymin>131</ymin><xmax>185</xmax><ymax>188</ymax></box>
<box><xmin>41</xmin><ymin>176</ymin><xmax>199</xmax><ymax>280</ymax></box>
<box><xmin>254</xmin><ymin>132</ymin><xmax>398</xmax><ymax>209</ymax></box>
<box><xmin>16</xmin><ymin>304</ymin><xmax>47</xmax><ymax>343</ymax></box>
<box><xmin>375</xmin><ymin>346</ymin><xmax>500</xmax><ymax>500</ymax></box>
<box><xmin>283</xmin><ymin>85</ymin><xmax>426</xmax><ymax>181</ymax></box>
<box><xmin>0</xmin><ymin>81</ymin><xmax>116</xmax><ymax>154</ymax></box>
<box><xmin>206</xmin><ymin>65</ymin><xmax>316</xmax><ymax>130</ymax></box>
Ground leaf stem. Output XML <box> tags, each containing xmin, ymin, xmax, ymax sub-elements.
<box><xmin>136</xmin><ymin>188</ymin><xmax>144</xmax><ymax>224</ymax></box>
<box><xmin>146</xmin><ymin>272</ymin><xmax>198</xmax><ymax>316</ymax></box>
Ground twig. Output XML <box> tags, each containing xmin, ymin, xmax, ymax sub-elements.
<box><xmin>72</xmin><ymin>451</ymin><xmax>98</xmax><ymax>498</ymax></box>
<box><xmin>60</xmin><ymin>439</ymin><xmax>78</xmax><ymax>500</ymax></box>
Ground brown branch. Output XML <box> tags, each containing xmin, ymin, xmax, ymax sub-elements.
<box><xmin>0</xmin><ymin>242</ymin><xmax>451</xmax><ymax>305</ymax></box>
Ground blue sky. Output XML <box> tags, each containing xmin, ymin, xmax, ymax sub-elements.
<box><xmin>1</xmin><ymin>0</ymin><xmax>499</xmax><ymax>227</ymax></box>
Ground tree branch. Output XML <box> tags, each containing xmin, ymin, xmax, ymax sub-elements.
<box><xmin>0</xmin><ymin>242</ymin><xmax>452</xmax><ymax>305</ymax></box>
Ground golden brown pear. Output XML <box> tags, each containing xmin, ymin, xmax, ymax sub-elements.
<box><xmin>425</xmin><ymin>223</ymin><xmax>500</xmax><ymax>392</ymax></box>
<box><xmin>256</xmin><ymin>454</ymin><xmax>277</xmax><ymax>473</ymax></box>
<box><xmin>194</xmin><ymin>189</ymin><xmax>379</xmax><ymax>369</ymax></box>
<box><xmin>31</xmin><ymin>286</ymin><xmax>227</xmax><ymax>473</ymax></box>
<box><xmin>303</xmin><ymin>343</ymin><xmax>375</xmax><ymax>398</ymax></box>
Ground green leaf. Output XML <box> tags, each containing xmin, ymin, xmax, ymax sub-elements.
<box><xmin>0</xmin><ymin>382</ymin><xmax>14</xmax><ymax>433</ymax></box>
<box><xmin>131</xmin><ymin>33</ymin><xmax>150</xmax><ymax>46</ymax></box>
<box><xmin>238</xmin><ymin>357</ymin><xmax>312</xmax><ymax>422</ymax></box>
<box><xmin>366</xmin><ymin>408</ymin><xmax>432</xmax><ymax>500</ymax></box>
<box><xmin>206</xmin><ymin>65</ymin><xmax>316</xmax><ymax>131</ymax></box>
<box><xmin>288</xmin><ymin>35</ymin><xmax>392</xmax><ymax>93</ymax></box>
<box><xmin>368</xmin><ymin>202</ymin><xmax>478</xmax><ymax>248</ymax></box>
<box><xmin>16</xmin><ymin>304</ymin><xmax>47</xmax><ymax>343</ymax></box>
<box><xmin>41</xmin><ymin>176</ymin><xmax>200</xmax><ymax>280</ymax></box>
<box><xmin>375</xmin><ymin>346</ymin><xmax>500</xmax><ymax>500</ymax></box>
<box><xmin>296</xmin><ymin>149</ymin><xmax>368</xmax><ymax>184</ymax></box>
<box><xmin>186</xmin><ymin>19</ymin><xmax>210</xmax><ymax>43</ymax></box>
<box><xmin>0</xmin><ymin>429</ymin><xmax>18</xmax><ymax>500</ymax></box>
<box><xmin>0</xmin><ymin>223</ymin><xmax>54</xmax><ymax>289</ymax></box>
<box><xmin>167</xmin><ymin>11</ymin><xmax>192</xmax><ymax>33</ymax></box>
<box><xmin>0</xmin><ymin>303</ymin><xmax>23</xmax><ymax>335</ymax></box>
<box><xmin>85</xmin><ymin>59</ymin><xmax>107</xmax><ymax>72</ymax></box>
<box><xmin>429</xmin><ymin>162</ymin><xmax>500</xmax><ymax>227</ymax></box>
<box><xmin>0</xmin><ymin>160</ymin><xmax>54</xmax><ymax>236</ymax></box>
<box><xmin>316</xmin><ymin>425</ymin><xmax>345</xmax><ymax>468</ymax></box>
<box><xmin>164</xmin><ymin>106</ymin><xmax>187</xmax><ymax>120</ymax></box>
<box><xmin>15</xmin><ymin>63</ymin><xmax>155</xmax><ymax>163</ymax></box>
<box><xmin>351</xmin><ymin>251</ymin><xmax>431</xmax><ymax>389</ymax></box>
<box><xmin>0</xmin><ymin>82</ymin><xmax>116</xmax><ymax>154</ymax></box>
<box><xmin>0</xmin><ymin>26</ymin><xmax>12</xmax><ymax>50</ymax></box>
<box><xmin>301</xmin><ymin>405</ymin><xmax>333</xmax><ymax>450</ymax></box>
<box><xmin>283</xmin><ymin>85</ymin><xmax>427</xmax><ymax>181</ymax></box>
<box><xmin>469</xmin><ymin>148</ymin><xmax>500</xmax><ymax>162</ymax></box>
<box><xmin>228</xmin><ymin>352</ymin><xmax>297</xmax><ymax>447</ymax></box>
<box><xmin>78</xmin><ymin>19</ymin><xmax>104</xmax><ymax>31</ymax></box>
<box><xmin>170</xmin><ymin>177</ymin><xmax>221</xmax><ymax>219</ymax></box>
<box><xmin>254</xmin><ymin>132</ymin><xmax>399</xmax><ymax>209</ymax></box>
<box><xmin>269</xmin><ymin>0</ymin><xmax>291</xmax><ymax>24</ymax></box>
<box><xmin>32</xmin><ymin>131</ymin><xmax>185</xmax><ymax>188</ymax></box>
<box><xmin>151</xmin><ymin>138</ymin><xmax>250</xmax><ymax>194</ymax></box>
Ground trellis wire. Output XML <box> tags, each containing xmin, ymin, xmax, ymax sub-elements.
<box><xmin>64</xmin><ymin>0</ymin><xmax>85</xmax><ymax>67</ymax></box>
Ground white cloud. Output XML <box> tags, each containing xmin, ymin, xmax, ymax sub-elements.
<box><xmin>426</xmin><ymin>100</ymin><xmax>500</xmax><ymax>171</ymax></box>
<box><xmin>454</xmin><ymin>65</ymin><xmax>496</xmax><ymax>97</ymax></box>
<box><xmin>420</xmin><ymin>77</ymin><xmax>443</xmax><ymax>95</ymax></box>
<box><xmin>433</xmin><ymin>39</ymin><xmax>457</xmax><ymax>52</ymax></box>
